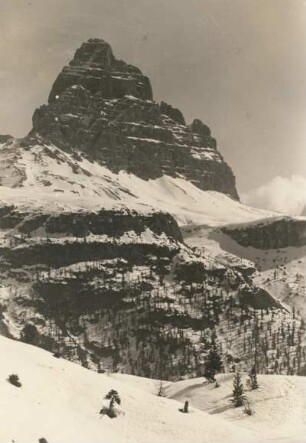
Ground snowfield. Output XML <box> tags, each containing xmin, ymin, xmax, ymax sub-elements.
<box><xmin>1</xmin><ymin>336</ymin><xmax>306</xmax><ymax>443</ymax></box>
<box><xmin>167</xmin><ymin>373</ymin><xmax>306</xmax><ymax>443</ymax></box>
<box><xmin>0</xmin><ymin>140</ymin><xmax>276</xmax><ymax>226</ymax></box>
<box><xmin>0</xmin><ymin>336</ymin><xmax>260</xmax><ymax>443</ymax></box>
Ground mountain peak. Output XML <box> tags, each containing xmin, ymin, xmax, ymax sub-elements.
<box><xmin>31</xmin><ymin>38</ymin><xmax>239</xmax><ymax>199</ymax></box>
<box><xmin>48</xmin><ymin>38</ymin><xmax>152</xmax><ymax>103</ymax></box>
<box><xmin>70</xmin><ymin>38</ymin><xmax>115</xmax><ymax>68</ymax></box>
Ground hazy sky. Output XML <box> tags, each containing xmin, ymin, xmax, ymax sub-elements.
<box><xmin>0</xmin><ymin>0</ymin><xmax>305</xmax><ymax>211</ymax></box>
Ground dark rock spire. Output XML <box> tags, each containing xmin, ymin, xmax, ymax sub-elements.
<box><xmin>31</xmin><ymin>38</ymin><xmax>239</xmax><ymax>200</ymax></box>
<box><xmin>48</xmin><ymin>38</ymin><xmax>153</xmax><ymax>103</ymax></box>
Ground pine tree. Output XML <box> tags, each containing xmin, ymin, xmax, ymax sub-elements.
<box><xmin>100</xmin><ymin>389</ymin><xmax>121</xmax><ymax>418</ymax></box>
<box><xmin>231</xmin><ymin>371</ymin><xmax>245</xmax><ymax>407</ymax></box>
<box><xmin>204</xmin><ymin>335</ymin><xmax>223</xmax><ymax>383</ymax></box>
<box><xmin>105</xmin><ymin>389</ymin><xmax>121</xmax><ymax>408</ymax></box>
<box><xmin>248</xmin><ymin>365</ymin><xmax>259</xmax><ymax>390</ymax></box>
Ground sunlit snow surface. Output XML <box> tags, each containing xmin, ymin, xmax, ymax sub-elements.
<box><xmin>0</xmin><ymin>140</ymin><xmax>275</xmax><ymax>226</ymax></box>
<box><xmin>0</xmin><ymin>336</ymin><xmax>261</xmax><ymax>443</ymax></box>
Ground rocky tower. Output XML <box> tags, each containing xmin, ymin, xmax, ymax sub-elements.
<box><xmin>31</xmin><ymin>38</ymin><xmax>239</xmax><ymax>199</ymax></box>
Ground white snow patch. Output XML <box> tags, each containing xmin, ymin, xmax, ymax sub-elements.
<box><xmin>0</xmin><ymin>336</ymin><xmax>259</xmax><ymax>443</ymax></box>
<box><xmin>167</xmin><ymin>373</ymin><xmax>306</xmax><ymax>443</ymax></box>
<box><xmin>0</xmin><ymin>141</ymin><xmax>277</xmax><ymax>227</ymax></box>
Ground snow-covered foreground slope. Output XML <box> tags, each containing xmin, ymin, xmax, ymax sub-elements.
<box><xmin>167</xmin><ymin>373</ymin><xmax>306</xmax><ymax>443</ymax></box>
<box><xmin>0</xmin><ymin>139</ymin><xmax>275</xmax><ymax>226</ymax></box>
<box><xmin>0</xmin><ymin>336</ymin><xmax>259</xmax><ymax>443</ymax></box>
<box><xmin>1</xmin><ymin>335</ymin><xmax>305</xmax><ymax>443</ymax></box>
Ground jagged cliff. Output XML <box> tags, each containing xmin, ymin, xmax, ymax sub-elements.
<box><xmin>30</xmin><ymin>38</ymin><xmax>239</xmax><ymax>199</ymax></box>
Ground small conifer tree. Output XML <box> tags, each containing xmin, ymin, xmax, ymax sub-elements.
<box><xmin>100</xmin><ymin>389</ymin><xmax>121</xmax><ymax>418</ymax></box>
<box><xmin>204</xmin><ymin>335</ymin><xmax>223</xmax><ymax>383</ymax></box>
<box><xmin>231</xmin><ymin>371</ymin><xmax>245</xmax><ymax>407</ymax></box>
<box><xmin>248</xmin><ymin>365</ymin><xmax>259</xmax><ymax>390</ymax></box>
<box><xmin>105</xmin><ymin>389</ymin><xmax>121</xmax><ymax>408</ymax></box>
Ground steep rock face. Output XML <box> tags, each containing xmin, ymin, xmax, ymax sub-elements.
<box><xmin>222</xmin><ymin>217</ymin><xmax>306</xmax><ymax>249</ymax></box>
<box><xmin>0</xmin><ymin>135</ymin><xmax>13</xmax><ymax>144</ymax></box>
<box><xmin>160</xmin><ymin>101</ymin><xmax>186</xmax><ymax>125</ymax></box>
<box><xmin>31</xmin><ymin>38</ymin><xmax>239</xmax><ymax>199</ymax></box>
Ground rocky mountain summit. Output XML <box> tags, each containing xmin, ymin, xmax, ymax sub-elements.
<box><xmin>49</xmin><ymin>38</ymin><xmax>153</xmax><ymax>102</ymax></box>
<box><xmin>31</xmin><ymin>38</ymin><xmax>239</xmax><ymax>198</ymax></box>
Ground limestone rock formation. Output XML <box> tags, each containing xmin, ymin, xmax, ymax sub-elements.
<box><xmin>48</xmin><ymin>38</ymin><xmax>153</xmax><ymax>102</ymax></box>
<box><xmin>0</xmin><ymin>134</ymin><xmax>13</xmax><ymax>144</ymax></box>
<box><xmin>222</xmin><ymin>217</ymin><xmax>306</xmax><ymax>249</ymax></box>
<box><xmin>160</xmin><ymin>101</ymin><xmax>186</xmax><ymax>126</ymax></box>
<box><xmin>31</xmin><ymin>38</ymin><xmax>239</xmax><ymax>199</ymax></box>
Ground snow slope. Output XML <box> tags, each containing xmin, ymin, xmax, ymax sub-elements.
<box><xmin>167</xmin><ymin>374</ymin><xmax>306</xmax><ymax>443</ymax></box>
<box><xmin>0</xmin><ymin>140</ymin><xmax>275</xmax><ymax>226</ymax></box>
<box><xmin>0</xmin><ymin>336</ymin><xmax>260</xmax><ymax>443</ymax></box>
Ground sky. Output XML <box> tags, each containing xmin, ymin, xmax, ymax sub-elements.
<box><xmin>0</xmin><ymin>0</ymin><xmax>305</xmax><ymax>214</ymax></box>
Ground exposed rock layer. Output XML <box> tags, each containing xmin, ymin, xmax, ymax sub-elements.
<box><xmin>222</xmin><ymin>218</ymin><xmax>306</xmax><ymax>249</ymax></box>
<box><xmin>49</xmin><ymin>39</ymin><xmax>153</xmax><ymax>102</ymax></box>
<box><xmin>31</xmin><ymin>38</ymin><xmax>239</xmax><ymax>199</ymax></box>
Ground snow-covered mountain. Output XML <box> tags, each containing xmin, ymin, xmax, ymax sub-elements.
<box><xmin>1</xmin><ymin>136</ymin><xmax>305</xmax><ymax>377</ymax></box>
<box><xmin>31</xmin><ymin>38</ymin><xmax>239</xmax><ymax>200</ymax></box>
<box><xmin>1</xmin><ymin>38</ymin><xmax>306</xmax><ymax>383</ymax></box>
<box><xmin>0</xmin><ymin>136</ymin><xmax>271</xmax><ymax>225</ymax></box>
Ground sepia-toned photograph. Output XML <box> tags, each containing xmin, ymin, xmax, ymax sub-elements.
<box><xmin>0</xmin><ymin>1</ymin><xmax>305</xmax><ymax>442</ymax></box>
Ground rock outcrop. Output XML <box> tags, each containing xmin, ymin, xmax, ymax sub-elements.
<box><xmin>49</xmin><ymin>38</ymin><xmax>153</xmax><ymax>102</ymax></box>
<box><xmin>222</xmin><ymin>217</ymin><xmax>306</xmax><ymax>249</ymax></box>
<box><xmin>31</xmin><ymin>38</ymin><xmax>239</xmax><ymax>199</ymax></box>
<box><xmin>0</xmin><ymin>135</ymin><xmax>13</xmax><ymax>144</ymax></box>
